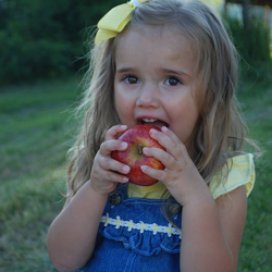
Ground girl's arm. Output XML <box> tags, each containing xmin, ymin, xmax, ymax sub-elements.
<box><xmin>47</xmin><ymin>181</ymin><xmax>108</xmax><ymax>271</ymax></box>
<box><xmin>180</xmin><ymin>184</ymin><xmax>247</xmax><ymax>272</ymax></box>
<box><xmin>47</xmin><ymin>125</ymin><xmax>130</xmax><ymax>272</ymax></box>
<box><xmin>142</xmin><ymin>126</ymin><xmax>247</xmax><ymax>272</ymax></box>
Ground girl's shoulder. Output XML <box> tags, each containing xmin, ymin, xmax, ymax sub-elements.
<box><xmin>209</xmin><ymin>153</ymin><xmax>255</xmax><ymax>199</ymax></box>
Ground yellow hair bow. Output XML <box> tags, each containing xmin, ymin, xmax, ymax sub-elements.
<box><xmin>95</xmin><ymin>0</ymin><xmax>147</xmax><ymax>44</ymax></box>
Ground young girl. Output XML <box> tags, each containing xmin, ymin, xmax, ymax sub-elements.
<box><xmin>47</xmin><ymin>0</ymin><xmax>256</xmax><ymax>271</ymax></box>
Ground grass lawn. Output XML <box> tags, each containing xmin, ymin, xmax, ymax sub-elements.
<box><xmin>0</xmin><ymin>70</ymin><xmax>271</xmax><ymax>271</ymax></box>
<box><xmin>0</xmin><ymin>78</ymin><xmax>81</xmax><ymax>271</ymax></box>
<box><xmin>237</xmin><ymin>70</ymin><xmax>272</xmax><ymax>271</ymax></box>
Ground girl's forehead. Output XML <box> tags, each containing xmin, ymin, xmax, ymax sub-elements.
<box><xmin>115</xmin><ymin>24</ymin><xmax>195</xmax><ymax>55</ymax></box>
<box><xmin>122</xmin><ymin>24</ymin><xmax>191</xmax><ymax>42</ymax></box>
<box><xmin>114</xmin><ymin>25</ymin><xmax>199</xmax><ymax>73</ymax></box>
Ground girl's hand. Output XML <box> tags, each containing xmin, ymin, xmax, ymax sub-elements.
<box><xmin>90</xmin><ymin>125</ymin><xmax>130</xmax><ymax>195</ymax></box>
<box><xmin>141</xmin><ymin>126</ymin><xmax>205</xmax><ymax>205</ymax></box>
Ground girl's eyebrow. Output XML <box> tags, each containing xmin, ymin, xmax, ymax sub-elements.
<box><xmin>115</xmin><ymin>66</ymin><xmax>137</xmax><ymax>73</ymax></box>
<box><xmin>161</xmin><ymin>68</ymin><xmax>192</xmax><ymax>79</ymax></box>
<box><xmin>115</xmin><ymin>66</ymin><xmax>192</xmax><ymax>80</ymax></box>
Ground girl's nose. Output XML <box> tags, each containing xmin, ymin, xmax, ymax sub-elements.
<box><xmin>136</xmin><ymin>84</ymin><xmax>159</xmax><ymax>108</ymax></box>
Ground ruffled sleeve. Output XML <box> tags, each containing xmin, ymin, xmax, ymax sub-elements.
<box><xmin>209</xmin><ymin>153</ymin><xmax>255</xmax><ymax>199</ymax></box>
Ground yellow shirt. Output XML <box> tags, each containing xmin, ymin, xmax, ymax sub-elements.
<box><xmin>128</xmin><ymin>153</ymin><xmax>255</xmax><ymax>199</ymax></box>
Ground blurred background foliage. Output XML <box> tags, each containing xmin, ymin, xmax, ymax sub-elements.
<box><xmin>225</xmin><ymin>15</ymin><xmax>270</xmax><ymax>62</ymax></box>
<box><xmin>0</xmin><ymin>0</ymin><xmax>271</xmax><ymax>85</ymax></box>
<box><xmin>223</xmin><ymin>2</ymin><xmax>272</xmax><ymax>81</ymax></box>
<box><xmin>0</xmin><ymin>0</ymin><xmax>121</xmax><ymax>84</ymax></box>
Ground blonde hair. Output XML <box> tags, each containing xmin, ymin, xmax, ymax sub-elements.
<box><xmin>67</xmin><ymin>0</ymin><xmax>247</xmax><ymax>197</ymax></box>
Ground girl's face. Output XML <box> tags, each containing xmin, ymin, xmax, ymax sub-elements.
<box><xmin>114</xmin><ymin>25</ymin><xmax>202</xmax><ymax>148</ymax></box>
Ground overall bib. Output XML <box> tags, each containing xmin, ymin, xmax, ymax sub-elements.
<box><xmin>78</xmin><ymin>185</ymin><xmax>182</xmax><ymax>272</ymax></box>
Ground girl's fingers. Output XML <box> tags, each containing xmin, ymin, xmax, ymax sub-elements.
<box><xmin>141</xmin><ymin>165</ymin><xmax>166</xmax><ymax>182</ymax></box>
<box><xmin>143</xmin><ymin>147</ymin><xmax>177</xmax><ymax>170</ymax></box>
<box><xmin>90</xmin><ymin>125</ymin><xmax>130</xmax><ymax>193</ymax></box>
<box><xmin>161</xmin><ymin>126</ymin><xmax>181</xmax><ymax>142</ymax></box>
<box><xmin>100</xmin><ymin>139</ymin><xmax>128</xmax><ymax>156</ymax></box>
<box><xmin>105</xmin><ymin>124</ymin><xmax>128</xmax><ymax>141</ymax></box>
<box><xmin>103</xmin><ymin>171</ymin><xmax>129</xmax><ymax>183</ymax></box>
<box><xmin>91</xmin><ymin>158</ymin><xmax>129</xmax><ymax>189</ymax></box>
<box><xmin>150</xmin><ymin>126</ymin><xmax>187</xmax><ymax>160</ymax></box>
<box><xmin>98</xmin><ymin>155</ymin><xmax>130</xmax><ymax>175</ymax></box>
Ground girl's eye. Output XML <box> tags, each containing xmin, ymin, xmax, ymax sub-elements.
<box><xmin>123</xmin><ymin>75</ymin><xmax>138</xmax><ymax>84</ymax></box>
<box><xmin>165</xmin><ymin>76</ymin><xmax>181</xmax><ymax>86</ymax></box>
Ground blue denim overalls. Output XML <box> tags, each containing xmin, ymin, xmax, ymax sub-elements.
<box><xmin>78</xmin><ymin>185</ymin><xmax>182</xmax><ymax>272</ymax></box>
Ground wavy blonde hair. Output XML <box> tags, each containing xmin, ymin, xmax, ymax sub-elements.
<box><xmin>67</xmin><ymin>0</ymin><xmax>248</xmax><ymax>198</ymax></box>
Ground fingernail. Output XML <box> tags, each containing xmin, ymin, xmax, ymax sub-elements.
<box><xmin>141</xmin><ymin>165</ymin><xmax>148</xmax><ymax>172</ymax></box>
<box><xmin>161</xmin><ymin>126</ymin><xmax>168</xmax><ymax>132</ymax></box>
<box><xmin>143</xmin><ymin>147</ymin><xmax>150</xmax><ymax>155</ymax></box>
<box><xmin>121</xmin><ymin>142</ymin><xmax>128</xmax><ymax>149</ymax></box>
<box><xmin>123</xmin><ymin>165</ymin><xmax>130</xmax><ymax>173</ymax></box>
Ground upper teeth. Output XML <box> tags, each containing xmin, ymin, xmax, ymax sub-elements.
<box><xmin>142</xmin><ymin>118</ymin><xmax>157</xmax><ymax>123</ymax></box>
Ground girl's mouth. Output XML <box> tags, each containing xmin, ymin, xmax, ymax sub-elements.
<box><xmin>136</xmin><ymin>118</ymin><xmax>169</xmax><ymax>128</ymax></box>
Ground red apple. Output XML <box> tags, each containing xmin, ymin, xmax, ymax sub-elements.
<box><xmin>111</xmin><ymin>124</ymin><xmax>165</xmax><ymax>186</ymax></box>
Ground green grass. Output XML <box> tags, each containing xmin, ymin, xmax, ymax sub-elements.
<box><xmin>0</xmin><ymin>69</ymin><xmax>271</xmax><ymax>271</ymax></box>
<box><xmin>237</xmin><ymin>70</ymin><xmax>272</xmax><ymax>271</ymax></box>
<box><xmin>0</xmin><ymin>78</ymin><xmax>81</xmax><ymax>271</ymax></box>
